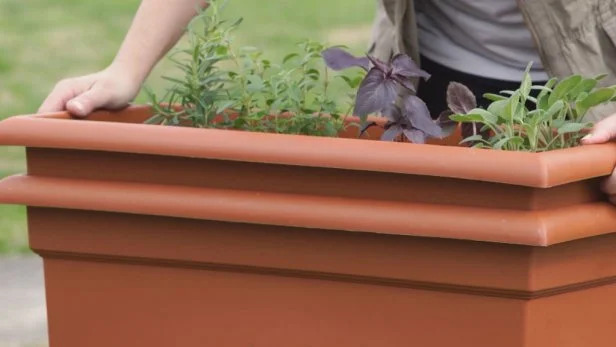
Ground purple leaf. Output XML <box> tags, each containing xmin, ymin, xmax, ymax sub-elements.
<box><xmin>353</xmin><ymin>68</ymin><xmax>398</xmax><ymax>118</ymax></box>
<box><xmin>436</xmin><ymin>110</ymin><xmax>457</xmax><ymax>137</ymax></box>
<box><xmin>437</xmin><ymin>110</ymin><xmax>454</xmax><ymax>123</ymax></box>
<box><xmin>446</xmin><ymin>82</ymin><xmax>477</xmax><ymax>114</ymax></box>
<box><xmin>392</xmin><ymin>75</ymin><xmax>416</xmax><ymax>92</ymax></box>
<box><xmin>367</xmin><ymin>55</ymin><xmax>391</xmax><ymax>74</ymax></box>
<box><xmin>381</xmin><ymin>103</ymin><xmax>403</xmax><ymax>122</ymax></box>
<box><xmin>403</xmin><ymin>95</ymin><xmax>443</xmax><ymax>137</ymax></box>
<box><xmin>381</xmin><ymin>124</ymin><xmax>402</xmax><ymax>141</ymax></box>
<box><xmin>321</xmin><ymin>47</ymin><xmax>370</xmax><ymax>71</ymax></box>
<box><xmin>403</xmin><ymin>128</ymin><xmax>428</xmax><ymax>143</ymax></box>
<box><xmin>391</xmin><ymin>54</ymin><xmax>430</xmax><ymax>80</ymax></box>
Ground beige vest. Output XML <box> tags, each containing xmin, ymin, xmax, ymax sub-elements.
<box><xmin>370</xmin><ymin>0</ymin><xmax>616</xmax><ymax>121</ymax></box>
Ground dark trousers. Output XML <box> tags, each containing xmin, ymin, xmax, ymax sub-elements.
<box><xmin>416</xmin><ymin>56</ymin><xmax>547</xmax><ymax>118</ymax></box>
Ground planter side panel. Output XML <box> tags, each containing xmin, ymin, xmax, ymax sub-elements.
<box><xmin>530</xmin><ymin>233</ymin><xmax>616</xmax><ymax>290</ymax></box>
<box><xmin>27</xmin><ymin>207</ymin><xmax>535</xmax><ymax>292</ymax></box>
<box><xmin>25</xmin><ymin>148</ymin><xmax>605</xmax><ymax>211</ymax></box>
<box><xmin>43</xmin><ymin>257</ymin><xmax>525</xmax><ymax>347</ymax></box>
<box><xmin>525</xmin><ymin>284</ymin><xmax>616</xmax><ymax>347</ymax></box>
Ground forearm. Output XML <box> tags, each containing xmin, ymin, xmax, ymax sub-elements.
<box><xmin>109</xmin><ymin>0</ymin><xmax>207</xmax><ymax>82</ymax></box>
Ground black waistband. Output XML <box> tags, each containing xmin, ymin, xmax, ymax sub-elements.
<box><xmin>416</xmin><ymin>55</ymin><xmax>547</xmax><ymax>117</ymax></box>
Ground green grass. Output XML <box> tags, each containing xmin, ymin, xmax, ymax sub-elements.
<box><xmin>0</xmin><ymin>0</ymin><xmax>376</xmax><ymax>253</ymax></box>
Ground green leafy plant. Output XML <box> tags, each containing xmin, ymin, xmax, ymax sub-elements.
<box><xmin>145</xmin><ymin>0</ymin><xmax>616</xmax><ymax>152</ymax></box>
<box><xmin>447</xmin><ymin>63</ymin><xmax>616</xmax><ymax>152</ymax></box>
<box><xmin>144</xmin><ymin>0</ymin><xmax>364</xmax><ymax>137</ymax></box>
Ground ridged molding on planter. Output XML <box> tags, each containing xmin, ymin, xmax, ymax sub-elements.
<box><xmin>1</xmin><ymin>105</ymin><xmax>616</xmax><ymax>347</ymax></box>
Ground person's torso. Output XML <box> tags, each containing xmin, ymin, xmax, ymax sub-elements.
<box><xmin>416</xmin><ymin>0</ymin><xmax>550</xmax><ymax>81</ymax></box>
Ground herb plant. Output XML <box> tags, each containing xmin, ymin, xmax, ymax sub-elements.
<box><xmin>145</xmin><ymin>0</ymin><xmax>616</xmax><ymax>152</ymax></box>
<box><xmin>447</xmin><ymin>63</ymin><xmax>616</xmax><ymax>151</ymax></box>
<box><xmin>145</xmin><ymin>0</ymin><xmax>363</xmax><ymax>137</ymax></box>
<box><xmin>321</xmin><ymin>47</ymin><xmax>453</xmax><ymax>143</ymax></box>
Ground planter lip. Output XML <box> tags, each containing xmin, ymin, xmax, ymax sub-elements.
<box><xmin>2</xmin><ymin>174</ymin><xmax>616</xmax><ymax>246</ymax></box>
<box><xmin>1</xmin><ymin>105</ymin><xmax>616</xmax><ymax>188</ymax></box>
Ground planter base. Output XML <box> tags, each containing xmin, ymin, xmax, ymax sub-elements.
<box><xmin>29</xmin><ymin>207</ymin><xmax>616</xmax><ymax>347</ymax></box>
<box><xmin>42</xmin><ymin>257</ymin><xmax>616</xmax><ymax>347</ymax></box>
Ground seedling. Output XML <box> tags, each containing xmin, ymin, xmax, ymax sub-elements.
<box><xmin>447</xmin><ymin>63</ymin><xmax>616</xmax><ymax>151</ymax></box>
<box><xmin>144</xmin><ymin>0</ymin><xmax>362</xmax><ymax>137</ymax></box>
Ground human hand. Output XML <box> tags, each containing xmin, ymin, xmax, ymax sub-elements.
<box><xmin>581</xmin><ymin>115</ymin><xmax>616</xmax><ymax>203</ymax></box>
<box><xmin>37</xmin><ymin>65</ymin><xmax>142</xmax><ymax>118</ymax></box>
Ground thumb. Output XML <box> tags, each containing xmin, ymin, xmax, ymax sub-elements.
<box><xmin>65</xmin><ymin>85</ymin><xmax>111</xmax><ymax>118</ymax></box>
<box><xmin>581</xmin><ymin>115</ymin><xmax>616</xmax><ymax>145</ymax></box>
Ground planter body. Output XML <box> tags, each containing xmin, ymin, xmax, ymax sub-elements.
<box><xmin>1</xmin><ymin>105</ymin><xmax>616</xmax><ymax>347</ymax></box>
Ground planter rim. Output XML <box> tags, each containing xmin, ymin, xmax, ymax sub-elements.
<box><xmin>2</xmin><ymin>174</ymin><xmax>616</xmax><ymax>246</ymax></box>
<box><xmin>1</xmin><ymin>105</ymin><xmax>615</xmax><ymax>188</ymax></box>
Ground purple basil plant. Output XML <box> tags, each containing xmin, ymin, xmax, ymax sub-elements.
<box><xmin>321</xmin><ymin>47</ymin><xmax>455</xmax><ymax>143</ymax></box>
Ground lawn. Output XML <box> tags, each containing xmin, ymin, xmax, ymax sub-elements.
<box><xmin>0</xmin><ymin>0</ymin><xmax>376</xmax><ymax>253</ymax></box>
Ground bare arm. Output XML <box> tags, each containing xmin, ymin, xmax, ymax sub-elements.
<box><xmin>38</xmin><ymin>0</ymin><xmax>206</xmax><ymax>116</ymax></box>
<box><xmin>112</xmin><ymin>0</ymin><xmax>207</xmax><ymax>83</ymax></box>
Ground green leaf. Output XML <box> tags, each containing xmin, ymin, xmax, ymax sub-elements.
<box><xmin>576</xmin><ymin>88</ymin><xmax>616</xmax><ymax>117</ymax></box>
<box><xmin>487</xmin><ymin>99</ymin><xmax>510</xmax><ymax>121</ymax></box>
<box><xmin>283</xmin><ymin>53</ymin><xmax>299</xmax><ymax>64</ymax></box>
<box><xmin>544</xmin><ymin>99</ymin><xmax>564</xmax><ymax>120</ymax></box>
<box><xmin>144</xmin><ymin>114</ymin><xmax>165</xmax><ymax>125</ymax></box>
<box><xmin>544</xmin><ymin>77</ymin><xmax>559</xmax><ymax>89</ymax></box>
<box><xmin>576</xmin><ymin>92</ymin><xmax>589</xmax><ymax>103</ymax></box>
<box><xmin>548</xmin><ymin>75</ymin><xmax>582</xmax><ymax>106</ymax></box>
<box><xmin>551</xmin><ymin>119</ymin><xmax>566</xmax><ymax>128</ymax></box>
<box><xmin>467</xmin><ymin>108</ymin><xmax>498</xmax><ymax>124</ymax></box>
<box><xmin>483</xmin><ymin>93</ymin><xmax>507</xmax><ymax>102</ymax></box>
<box><xmin>288</xmin><ymin>84</ymin><xmax>303</xmax><ymax>102</ymax></box>
<box><xmin>459</xmin><ymin>134</ymin><xmax>485</xmax><ymax>145</ymax></box>
<box><xmin>215</xmin><ymin>100</ymin><xmax>236</xmax><ymax>114</ymax></box>
<box><xmin>508</xmin><ymin>90</ymin><xmax>524</xmax><ymax>121</ymax></box>
<box><xmin>352</xmin><ymin>76</ymin><xmax>364</xmax><ymax>88</ymax></box>
<box><xmin>215</xmin><ymin>45</ymin><xmax>229</xmax><ymax>56</ymax></box>
<box><xmin>492</xmin><ymin>137</ymin><xmax>510</xmax><ymax>150</ymax></box>
<box><xmin>306</xmin><ymin>68</ymin><xmax>320</xmax><ymax>80</ymax></box>
<box><xmin>493</xmin><ymin>136</ymin><xmax>524</xmax><ymax>150</ymax></box>
<box><xmin>450</xmin><ymin>113</ymin><xmax>486</xmax><ymax>123</ymax></box>
<box><xmin>567</xmin><ymin>78</ymin><xmax>599</xmax><ymax>102</ymax></box>
<box><xmin>323</xmin><ymin>121</ymin><xmax>337</xmax><ymax>136</ymax></box>
<box><xmin>557</xmin><ymin>122</ymin><xmax>592</xmax><ymax>135</ymax></box>
<box><xmin>338</xmin><ymin>75</ymin><xmax>355</xmax><ymax>88</ymax></box>
<box><xmin>520</xmin><ymin>62</ymin><xmax>533</xmax><ymax>99</ymax></box>
<box><xmin>537</xmin><ymin>77</ymin><xmax>558</xmax><ymax>110</ymax></box>
<box><xmin>245</xmin><ymin>75</ymin><xmax>265</xmax><ymax>92</ymax></box>
<box><xmin>161</xmin><ymin>76</ymin><xmax>188</xmax><ymax>85</ymax></box>
<box><xmin>530</xmin><ymin>85</ymin><xmax>554</xmax><ymax>92</ymax></box>
<box><xmin>526</xmin><ymin>110</ymin><xmax>547</xmax><ymax>133</ymax></box>
<box><xmin>509</xmin><ymin>136</ymin><xmax>525</xmax><ymax>146</ymax></box>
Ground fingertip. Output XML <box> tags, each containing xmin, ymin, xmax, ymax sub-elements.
<box><xmin>66</xmin><ymin>99</ymin><xmax>88</xmax><ymax>118</ymax></box>
<box><xmin>580</xmin><ymin>134</ymin><xmax>595</xmax><ymax>145</ymax></box>
<box><xmin>581</xmin><ymin>133</ymin><xmax>609</xmax><ymax>145</ymax></box>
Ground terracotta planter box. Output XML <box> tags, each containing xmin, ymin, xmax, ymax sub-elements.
<box><xmin>1</xmin><ymin>105</ymin><xmax>616</xmax><ymax>347</ymax></box>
